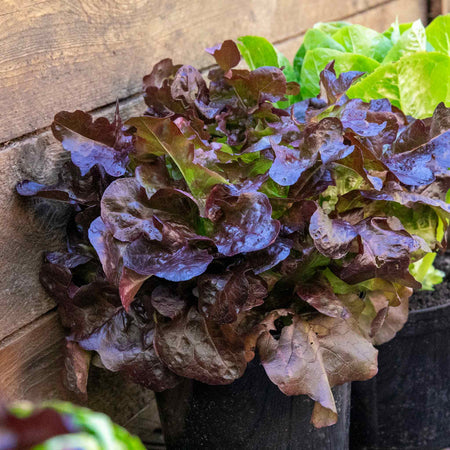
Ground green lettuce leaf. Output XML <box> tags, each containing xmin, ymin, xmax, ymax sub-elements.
<box><xmin>409</xmin><ymin>252</ymin><xmax>445</xmax><ymax>291</ymax></box>
<box><xmin>383</xmin><ymin>19</ymin><xmax>426</xmax><ymax>63</ymax></box>
<box><xmin>294</xmin><ymin>28</ymin><xmax>344</xmax><ymax>74</ymax></box>
<box><xmin>383</xmin><ymin>21</ymin><xmax>414</xmax><ymax>40</ymax></box>
<box><xmin>426</xmin><ymin>14</ymin><xmax>450</xmax><ymax>55</ymax></box>
<box><xmin>332</xmin><ymin>24</ymin><xmax>392</xmax><ymax>62</ymax></box>
<box><xmin>347</xmin><ymin>52</ymin><xmax>450</xmax><ymax>118</ymax></box>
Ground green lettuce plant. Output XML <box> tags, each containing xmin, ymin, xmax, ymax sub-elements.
<box><xmin>238</xmin><ymin>14</ymin><xmax>450</xmax><ymax>118</ymax></box>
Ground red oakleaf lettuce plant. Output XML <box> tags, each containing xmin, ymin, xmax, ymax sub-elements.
<box><xmin>17</xmin><ymin>41</ymin><xmax>450</xmax><ymax>428</ymax></box>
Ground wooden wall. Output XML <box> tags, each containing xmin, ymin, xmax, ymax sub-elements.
<box><xmin>0</xmin><ymin>0</ymin><xmax>429</xmax><ymax>445</ymax></box>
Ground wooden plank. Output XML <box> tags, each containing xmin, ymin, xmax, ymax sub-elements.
<box><xmin>277</xmin><ymin>0</ymin><xmax>428</xmax><ymax>61</ymax></box>
<box><xmin>442</xmin><ymin>0</ymin><xmax>450</xmax><ymax>14</ymax></box>
<box><xmin>0</xmin><ymin>0</ymin><xmax>394</xmax><ymax>144</ymax></box>
<box><xmin>0</xmin><ymin>95</ymin><xmax>145</xmax><ymax>340</ymax></box>
<box><xmin>0</xmin><ymin>138</ymin><xmax>67</xmax><ymax>340</ymax></box>
<box><xmin>0</xmin><ymin>311</ymin><xmax>161</xmax><ymax>437</ymax></box>
<box><xmin>0</xmin><ymin>312</ymin><xmax>69</xmax><ymax>401</ymax></box>
<box><xmin>428</xmin><ymin>0</ymin><xmax>446</xmax><ymax>19</ymax></box>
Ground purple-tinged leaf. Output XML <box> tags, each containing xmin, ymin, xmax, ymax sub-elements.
<box><xmin>123</xmin><ymin>233</ymin><xmax>213</xmax><ymax>282</ymax></box>
<box><xmin>359</xmin><ymin>185</ymin><xmax>450</xmax><ymax>217</ymax></box>
<box><xmin>281</xmin><ymin>200</ymin><xmax>317</xmax><ymax>235</ymax></box>
<box><xmin>198</xmin><ymin>270</ymin><xmax>267</xmax><ymax>324</ymax></box>
<box><xmin>46</xmin><ymin>252</ymin><xmax>91</xmax><ymax>269</ymax></box>
<box><xmin>309</xmin><ymin>206</ymin><xmax>358</xmax><ymax>258</ymax></box>
<box><xmin>296</xmin><ymin>281</ymin><xmax>349</xmax><ymax>318</ymax></box>
<box><xmin>147</xmin><ymin>188</ymin><xmax>200</xmax><ymax>221</ymax></box>
<box><xmin>382</xmin><ymin>105</ymin><xmax>450</xmax><ymax>185</ymax></box>
<box><xmin>243</xmin><ymin>239</ymin><xmax>292</xmax><ymax>274</ymax></box>
<box><xmin>88</xmin><ymin>216</ymin><xmax>124</xmax><ymax>284</ymax></box>
<box><xmin>17</xmin><ymin>162</ymin><xmax>106</xmax><ymax>206</ymax></box>
<box><xmin>100</xmin><ymin>178</ymin><xmax>162</xmax><ymax>242</ymax></box>
<box><xmin>304</xmin><ymin>118</ymin><xmax>352</xmax><ymax>164</ymax></box>
<box><xmin>119</xmin><ymin>267</ymin><xmax>150</xmax><ymax>311</ymax></box>
<box><xmin>228</xmin><ymin>67</ymin><xmax>287</xmax><ymax>105</ymax></box>
<box><xmin>151</xmin><ymin>284</ymin><xmax>188</xmax><ymax>319</ymax></box>
<box><xmin>135</xmin><ymin>157</ymin><xmax>171</xmax><ymax>198</ymax></box>
<box><xmin>269</xmin><ymin>140</ymin><xmax>314</xmax><ymax>186</ymax></box>
<box><xmin>257</xmin><ymin>310</ymin><xmax>377</xmax><ymax>427</ymax></box>
<box><xmin>143</xmin><ymin>58</ymin><xmax>184</xmax><ymax>117</ymax></box>
<box><xmin>339</xmin><ymin>217</ymin><xmax>422</xmax><ymax>287</ymax></box>
<box><xmin>319</xmin><ymin>61</ymin><xmax>365</xmax><ymax>105</ymax></box>
<box><xmin>52</xmin><ymin>110</ymin><xmax>133</xmax><ymax>177</ymax></box>
<box><xmin>154</xmin><ymin>306</ymin><xmax>247</xmax><ymax>384</ymax></box>
<box><xmin>79</xmin><ymin>307</ymin><xmax>181</xmax><ymax>391</ymax></box>
<box><xmin>206</xmin><ymin>40</ymin><xmax>241</xmax><ymax>73</ymax></box>
<box><xmin>171</xmin><ymin>65</ymin><xmax>209</xmax><ymax>107</ymax></box>
<box><xmin>206</xmin><ymin>185</ymin><xmax>280</xmax><ymax>256</ymax></box>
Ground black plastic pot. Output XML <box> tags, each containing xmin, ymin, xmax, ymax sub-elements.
<box><xmin>156</xmin><ymin>358</ymin><xmax>351</xmax><ymax>450</ymax></box>
<box><xmin>350</xmin><ymin>302</ymin><xmax>450</xmax><ymax>450</ymax></box>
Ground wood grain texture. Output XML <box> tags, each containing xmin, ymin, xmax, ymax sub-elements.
<box><xmin>0</xmin><ymin>0</ymin><xmax>396</xmax><ymax>144</ymax></box>
<box><xmin>0</xmin><ymin>311</ymin><xmax>162</xmax><ymax>438</ymax></box>
<box><xmin>442</xmin><ymin>0</ymin><xmax>450</xmax><ymax>14</ymax></box>
<box><xmin>0</xmin><ymin>138</ymin><xmax>68</xmax><ymax>340</ymax></box>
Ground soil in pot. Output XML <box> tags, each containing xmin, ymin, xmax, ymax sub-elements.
<box><xmin>350</xmin><ymin>251</ymin><xmax>450</xmax><ymax>450</ymax></box>
<box><xmin>156</xmin><ymin>358</ymin><xmax>351</xmax><ymax>450</ymax></box>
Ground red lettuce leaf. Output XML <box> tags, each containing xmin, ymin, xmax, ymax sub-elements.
<box><xmin>309</xmin><ymin>206</ymin><xmax>358</xmax><ymax>259</ymax></box>
<box><xmin>151</xmin><ymin>283</ymin><xmax>189</xmax><ymax>319</ymax></box>
<box><xmin>123</xmin><ymin>230</ymin><xmax>213</xmax><ymax>281</ymax></box>
<box><xmin>205</xmin><ymin>184</ymin><xmax>280</xmax><ymax>256</ymax></box>
<box><xmin>198</xmin><ymin>270</ymin><xmax>267</xmax><ymax>324</ymax></box>
<box><xmin>0</xmin><ymin>408</ymin><xmax>77</xmax><ymax>449</ymax></box>
<box><xmin>339</xmin><ymin>217</ymin><xmax>422</xmax><ymax>287</ymax></box>
<box><xmin>256</xmin><ymin>310</ymin><xmax>377</xmax><ymax>427</ymax></box>
<box><xmin>154</xmin><ymin>306</ymin><xmax>247</xmax><ymax>384</ymax></box>
<box><xmin>52</xmin><ymin>109</ymin><xmax>133</xmax><ymax>177</ymax></box>
<box><xmin>79</xmin><ymin>306</ymin><xmax>181</xmax><ymax>391</ymax></box>
<box><xmin>206</xmin><ymin>40</ymin><xmax>241</xmax><ymax>73</ymax></box>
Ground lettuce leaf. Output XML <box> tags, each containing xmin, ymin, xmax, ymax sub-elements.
<box><xmin>300</xmin><ymin>49</ymin><xmax>379</xmax><ymax>98</ymax></box>
<box><xmin>426</xmin><ymin>14</ymin><xmax>450</xmax><ymax>55</ymax></box>
<box><xmin>347</xmin><ymin>52</ymin><xmax>450</xmax><ymax>118</ymax></box>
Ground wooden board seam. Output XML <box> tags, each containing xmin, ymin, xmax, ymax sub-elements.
<box><xmin>0</xmin><ymin>308</ymin><xmax>58</xmax><ymax>350</ymax></box>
